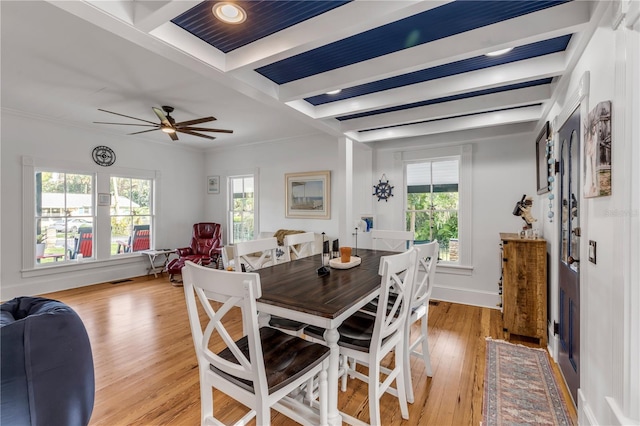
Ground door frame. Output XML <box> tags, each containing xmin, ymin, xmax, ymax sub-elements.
<box><xmin>549</xmin><ymin>72</ymin><xmax>590</xmax><ymax>369</ymax></box>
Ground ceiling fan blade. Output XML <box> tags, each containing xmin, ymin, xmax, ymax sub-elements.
<box><xmin>179</xmin><ymin>126</ymin><xmax>234</xmax><ymax>133</ymax></box>
<box><xmin>176</xmin><ymin>129</ymin><xmax>217</xmax><ymax>140</ymax></box>
<box><xmin>128</xmin><ymin>128</ymin><xmax>160</xmax><ymax>135</ymax></box>
<box><xmin>98</xmin><ymin>109</ymin><xmax>158</xmax><ymax>125</ymax></box>
<box><xmin>94</xmin><ymin>122</ymin><xmax>158</xmax><ymax>127</ymax></box>
<box><xmin>152</xmin><ymin>107</ymin><xmax>172</xmax><ymax>127</ymax></box>
<box><xmin>174</xmin><ymin>117</ymin><xmax>216</xmax><ymax>127</ymax></box>
<box><xmin>168</xmin><ymin>132</ymin><xmax>179</xmax><ymax>141</ymax></box>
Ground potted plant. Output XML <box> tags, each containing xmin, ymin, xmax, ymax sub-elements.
<box><xmin>36</xmin><ymin>233</ymin><xmax>46</xmax><ymax>257</ymax></box>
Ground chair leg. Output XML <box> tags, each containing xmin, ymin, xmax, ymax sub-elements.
<box><xmin>421</xmin><ymin>316</ymin><xmax>433</xmax><ymax>377</ymax></box>
<box><xmin>395</xmin><ymin>344</ymin><xmax>410</xmax><ymax>420</ymax></box>
<box><xmin>369</xmin><ymin>362</ymin><xmax>382</xmax><ymax>426</ymax></box>
<box><xmin>256</xmin><ymin>401</ymin><xmax>270</xmax><ymax>426</ymax></box>
<box><xmin>319</xmin><ymin>366</ymin><xmax>328</xmax><ymax>426</ymax></box>
<box><xmin>403</xmin><ymin>324</ymin><xmax>415</xmax><ymax>404</ymax></box>
<box><xmin>201</xmin><ymin>375</ymin><xmax>214</xmax><ymax>424</ymax></box>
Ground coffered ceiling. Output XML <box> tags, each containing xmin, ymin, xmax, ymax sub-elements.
<box><xmin>1</xmin><ymin>1</ymin><xmax>606</xmax><ymax>149</ymax></box>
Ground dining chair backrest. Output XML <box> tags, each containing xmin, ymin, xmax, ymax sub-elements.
<box><xmin>373</xmin><ymin>248</ymin><xmax>418</xmax><ymax>351</ymax></box>
<box><xmin>282</xmin><ymin>232</ymin><xmax>315</xmax><ymax>261</ymax></box>
<box><xmin>182</xmin><ymin>262</ymin><xmax>268</xmax><ymax>401</ymax></box>
<box><xmin>234</xmin><ymin>237</ymin><xmax>280</xmax><ymax>271</ymax></box>
<box><xmin>182</xmin><ymin>261</ymin><xmax>330</xmax><ymax>425</ymax></box>
<box><xmin>412</xmin><ymin>241</ymin><xmax>439</xmax><ymax>309</ymax></box>
<box><xmin>371</xmin><ymin>229</ymin><xmax>415</xmax><ymax>252</ymax></box>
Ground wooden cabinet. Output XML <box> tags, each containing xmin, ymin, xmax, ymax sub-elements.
<box><xmin>500</xmin><ymin>233</ymin><xmax>547</xmax><ymax>346</ymax></box>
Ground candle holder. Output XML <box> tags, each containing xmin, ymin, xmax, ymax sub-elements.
<box><xmin>317</xmin><ymin>232</ymin><xmax>330</xmax><ymax>276</ymax></box>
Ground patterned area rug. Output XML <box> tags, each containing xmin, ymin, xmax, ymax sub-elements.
<box><xmin>483</xmin><ymin>339</ymin><xmax>574</xmax><ymax>425</ymax></box>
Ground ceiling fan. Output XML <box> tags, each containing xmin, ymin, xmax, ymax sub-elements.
<box><xmin>94</xmin><ymin>106</ymin><xmax>233</xmax><ymax>141</ymax></box>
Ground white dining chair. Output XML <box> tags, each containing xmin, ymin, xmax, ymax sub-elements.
<box><xmin>403</xmin><ymin>240</ymin><xmax>439</xmax><ymax>403</ymax></box>
<box><xmin>220</xmin><ymin>245</ymin><xmax>235</xmax><ymax>270</ymax></box>
<box><xmin>371</xmin><ymin>229</ymin><xmax>415</xmax><ymax>252</ymax></box>
<box><xmin>234</xmin><ymin>237</ymin><xmax>281</xmax><ymax>272</ymax></box>
<box><xmin>182</xmin><ymin>261</ymin><xmax>330</xmax><ymax>426</ymax></box>
<box><xmin>304</xmin><ymin>248</ymin><xmax>418</xmax><ymax>425</ymax></box>
<box><xmin>282</xmin><ymin>232</ymin><xmax>316</xmax><ymax>261</ymax></box>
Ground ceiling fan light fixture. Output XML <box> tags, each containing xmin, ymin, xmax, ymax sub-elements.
<box><xmin>486</xmin><ymin>47</ymin><xmax>513</xmax><ymax>57</ymax></box>
<box><xmin>213</xmin><ymin>2</ymin><xmax>246</xmax><ymax>24</ymax></box>
<box><xmin>161</xmin><ymin>126</ymin><xmax>176</xmax><ymax>134</ymax></box>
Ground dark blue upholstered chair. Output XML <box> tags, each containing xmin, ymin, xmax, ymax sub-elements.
<box><xmin>1</xmin><ymin>297</ymin><xmax>95</xmax><ymax>426</ymax></box>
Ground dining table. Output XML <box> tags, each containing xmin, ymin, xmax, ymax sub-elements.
<box><xmin>255</xmin><ymin>248</ymin><xmax>396</xmax><ymax>426</ymax></box>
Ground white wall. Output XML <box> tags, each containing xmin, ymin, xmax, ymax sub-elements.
<box><xmin>539</xmin><ymin>4</ymin><xmax>639</xmax><ymax>424</ymax></box>
<box><xmin>0</xmin><ymin>111</ymin><xmax>206</xmax><ymax>299</ymax></box>
<box><xmin>371</xmin><ymin>130</ymin><xmax>536</xmax><ymax>308</ymax></box>
<box><xmin>205</xmin><ymin>133</ymin><xmax>342</xmax><ymax>243</ymax></box>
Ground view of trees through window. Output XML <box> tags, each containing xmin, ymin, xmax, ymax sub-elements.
<box><xmin>110</xmin><ymin>177</ymin><xmax>152</xmax><ymax>255</ymax></box>
<box><xmin>35</xmin><ymin>171</ymin><xmax>94</xmax><ymax>263</ymax></box>
<box><xmin>406</xmin><ymin>159</ymin><xmax>460</xmax><ymax>262</ymax></box>
<box><xmin>230</xmin><ymin>176</ymin><xmax>255</xmax><ymax>244</ymax></box>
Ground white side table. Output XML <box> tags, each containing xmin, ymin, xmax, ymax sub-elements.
<box><xmin>141</xmin><ymin>249</ymin><xmax>175</xmax><ymax>278</ymax></box>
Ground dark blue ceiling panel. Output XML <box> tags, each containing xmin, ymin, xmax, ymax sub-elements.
<box><xmin>337</xmin><ymin>78</ymin><xmax>553</xmax><ymax>121</ymax></box>
<box><xmin>256</xmin><ymin>0</ymin><xmax>569</xmax><ymax>84</ymax></box>
<box><xmin>172</xmin><ymin>1</ymin><xmax>352</xmax><ymax>53</ymax></box>
<box><xmin>359</xmin><ymin>104</ymin><xmax>542</xmax><ymax>133</ymax></box>
<box><xmin>306</xmin><ymin>35</ymin><xmax>570</xmax><ymax>106</ymax></box>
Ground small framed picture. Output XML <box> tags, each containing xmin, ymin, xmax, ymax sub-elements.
<box><xmin>98</xmin><ymin>193</ymin><xmax>111</xmax><ymax>206</ymax></box>
<box><xmin>207</xmin><ymin>175</ymin><xmax>220</xmax><ymax>194</ymax></box>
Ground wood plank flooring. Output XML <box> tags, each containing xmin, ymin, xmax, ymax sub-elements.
<box><xmin>41</xmin><ymin>275</ymin><xmax>577</xmax><ymax>425</ymax></box>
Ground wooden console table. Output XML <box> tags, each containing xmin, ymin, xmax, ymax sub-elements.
<box><xmin>499</xmin><ymin>233</ymin><xmax>547</xmax><ymax>346</ymax></box>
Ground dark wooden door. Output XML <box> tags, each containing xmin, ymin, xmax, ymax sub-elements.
<box><xmin>558</xmin><ymin>106</ymin><xmax>581</xmax><ymax>405</ymax></box>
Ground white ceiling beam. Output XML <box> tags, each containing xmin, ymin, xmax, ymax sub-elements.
<box><xmin>311</xmin><ymin>52</ymin><xmax>565</xmax><ymax>119</ymax></box>
<box><xmin>340</xmin><ymin>84</ymin><xmax>551</xmax><ymax>132</ymax></box>
<box><xmin>225</xmin><ymin>1</ymin><xmax>452</xmax><ymax>72</ymax></box>
<box><xmin>133</xmin><ymin>1</ymin><xmax>199</xmax><ymax>33</ymax></box>
<box><xmin>150</xmin><ymin>22</ymin><xmax>226</xmax><ymax>72</ymax></box>
<box><xmin>277</xmin><ymin>0</ymin><xmax>590</xmax><ymax>101</ymax></box>
<box><xmin>353</xmin><ymin>105</ymin><xmax>542</xmax><ymax>143</ymax></box>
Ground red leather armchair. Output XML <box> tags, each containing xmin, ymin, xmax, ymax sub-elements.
<box><xmin>166</xmin><ymin>223</ymin><xmax>222</xmax><ymax>283</ymax></box>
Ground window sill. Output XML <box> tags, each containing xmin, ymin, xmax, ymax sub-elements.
<box><xmin>22</xmin><ymin>255</ymin><xmax>145</xmax><ymax>278</ymax></box>
<box><xmin>435</xmin><ymin>263</ymin><xmax>474</xmax><ymax>276</ymax></box>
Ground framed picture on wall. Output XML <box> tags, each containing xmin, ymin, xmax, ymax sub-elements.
<box><xmin>536</xmin><ymin>121</ymin><xmax>551</xmax><ymax>194</ymax></box>
<box><xmin>207</xmin><ymin>175</ymin><xmax>220</xmax><ymax>194</ymax></box>
<box><xmin>285</xmin><ymin>170</ymin><xmax>330</xmax><ymax>219</ymax></box>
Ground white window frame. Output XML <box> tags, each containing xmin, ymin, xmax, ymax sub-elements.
<box><xmin>22</xmin><ymin>155</ymin><xmax>158</xmax><ymax>273</ymax></box>
<box><xmin>226</xmin><ymin>169</ymin><xmax>259</xmax><ymax>245</ymax></box>
<box><xmin>400</xmin><ymin>144</ymin><xmax>472</xmax><ymax>274</ymax></box>
<box><xmin>109</xmin><ymin>175</ymin><xmax>154</xmax><ymax>256</ymax></box>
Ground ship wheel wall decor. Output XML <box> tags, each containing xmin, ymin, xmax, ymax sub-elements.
<box><xmin>373</xmin><ymin>174</ymin><xmax>394</xmax><ymax>202</ymax></box>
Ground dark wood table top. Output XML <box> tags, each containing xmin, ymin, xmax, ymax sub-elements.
<box><xmin>256</xmin><ymin>249</ymin><xmax>396</xmax><ymax>322</ymax></box>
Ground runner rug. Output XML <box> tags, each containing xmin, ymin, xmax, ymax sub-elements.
<box><xmin>483</xmin><ymin>338</ymin><xmax>574</xmax><ymax>425</ymax></box>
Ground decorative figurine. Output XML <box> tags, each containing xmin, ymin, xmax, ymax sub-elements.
<box><xmin>512</xmin><ymin>194</ymin><xmax>537</xmax><ymax>227</ymax></box>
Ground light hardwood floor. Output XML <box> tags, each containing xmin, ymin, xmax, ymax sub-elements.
<box><xmin>42</xmin><ymin>274</ymin><xmax>577</xmax><ymax>425</ymax></box>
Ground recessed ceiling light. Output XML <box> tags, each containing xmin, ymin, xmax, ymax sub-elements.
<box><xmin>212</xmin><ymin>2</ymin><xmax>247</xmax><ymax>24</ymax></box>
<box><xmin>326</xmin><ymin>89</ymin><xmax>342</xmax><ymax>95</ymax></box>
<box><xmin>486</xmin><ymin>48</ymin><xmax>514</xmax><ymax>57</ymax></box>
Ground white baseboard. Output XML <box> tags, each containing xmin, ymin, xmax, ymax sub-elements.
<box><xmin>2</xmin><ymin>260</ymin><xmax>149</xmax><ymax>300</ymax></box>
<box><xmin>606</xmin><ymin>396</ymin><xmax>640</xmax><ymax>425</ymax></box>
<box><xmin>431</xmin><ymin>285</ymin><xmax>501</xmax><ymax>309</ymax></box>
<box><xmin>579</xmin><ymin>389</ymin><xmax>599</xmax><ymax>426</ymax></box>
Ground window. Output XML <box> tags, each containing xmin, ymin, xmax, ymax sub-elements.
<box><xmin>35</xmin><ymin>171</ymin><xmax>94</xmax><ymax>264</ymax></box>
<box><xmin>110</xmin><ymin>177</ymin><xmax>152</xmax><ymax>255</ymax></box>
<box><xmin>228</xmin><ymin>175</ymin><xmax>255</xmax><ymax>244</ymax></box>
<box><xmin>406</xmin><ymin>159</ymin><xmax>459</xmax><ymax>262</ymax></box>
